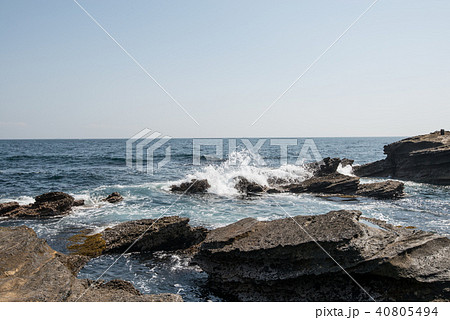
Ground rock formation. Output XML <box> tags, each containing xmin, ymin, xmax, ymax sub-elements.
<box><xmin>0</xmin><ymin>192</ymin><xmax>84</xmax><ymax>219</ymax></box>
<box><xmin>0</xmin><ymin>226</ymin><xmax>182</xmax><ymax>302</ymax></box>
<box><xmin>68</xmin><ymin>216</ymin><xmax>208</xmax><ymax>256</ymax></box>
<box><xmin>234</xmin><ymin>177</ymin><xmax>266</xmax><ymax>194</ymax></box>
<box><xmin>194</xmin><ymin>210</ymin><xmax>450</xmax><ymax>301</ymax></box>
<box><xmin>170</xmin><ymin>179</ymin><xmax>211</xmax><ymax>193</ymax></box>
<box><xmin>102</xmin><ymin>192</ymin><xmax>124</xmax><ymax>203</ymax></box>
<box><xmin>283</xmin><ymin>173</ymin><xmax>404</xmax><ymax>200</ymax></box>
<box><xmin>354</xmin><ymin>130</ymin><xmax>450</xmax><ymax>185</ymax></box>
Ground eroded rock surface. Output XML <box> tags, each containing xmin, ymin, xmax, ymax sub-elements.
<box><xmin>68</xmin><ymin>216</ymin><xmax>208</xmax><ymax>256</ymax></box>
<box><xmin>0</xmin><ymin>192</ymin><xmax>84</xmax><ymax>219</ymax></box>
<box><xmin>354</xmin><ymin>130</ymin><xmax>450</xmax><ymax>185</ymax></box>
<box><xmin>234</xmin><ymin>177</ymin><xmax>266</xmax><ymax>195</ymax></box>
<box><xmin>170</xmin><ymin>179</ymin><xmax>211</xmax><ymax>193</ymax></box>
<box><xmin>356</xmin><ymin>180</ymin><xmax>404</xmax><ymax>199</ymax></box>
<box><xmin>102</xmin><ymin>192</ymin><xmax>124</xmax><ymax>204</ymax></box>
<box><xmin>0</xmin><ymin>226</ymin><xmax>182</xmax><ymax>302</ymax></box>
<box><xmin>285</xmin><ymin>173</ymin><xmax>360</xmax><ymax>195</ymax></box>
<box><xmin>194</xmin><ymin>210</ymin><xmax>450</xmax><ymax>301</ymax></box>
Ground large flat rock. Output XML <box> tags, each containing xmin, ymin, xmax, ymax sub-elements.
<box><xmin>194</xmin><ymin>210</ymin><xmax>450</xmax><ymax>301</ymax></box>
<box><xmin>68</xmin><ymin>216</ymin><xmax>208</xmax><ymax>256</ymax></box>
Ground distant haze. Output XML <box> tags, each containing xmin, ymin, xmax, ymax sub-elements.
<box><xmin>1</xmin><ymin>0</ymin><xmax>449</xmax><ymax>139</ymax></box>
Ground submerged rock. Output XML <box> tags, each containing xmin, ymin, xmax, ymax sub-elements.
<box><xmin>170</xmin><ymin>179</ymin><xmax>211</xmax><ymax>193</ymax></box>
<box><xmin>0</xmin><ymin>226</ymin><xmax>182</xmax><ymax>302</ymax></box>
<box><xmin>0</xmin><ymin>192</ymin><xmax>84</xmax><ymax>219</ymax></box>
<box><xmin>102</xmin><ymin>192</ymin><xmax>124</xmax><ymax>203</ymax></box>
<box><xmin>354</xmin><ymin>130</ymin><xmax>450</xmax><ymax>185</ymax></box>
<box><xmin>194</xmin><ymin>210</ymin><xmax>450</xmax><ymax>301</ymax></box>
<box><xmin>68</xmin><ymin>216</ymin><xmax>208</xmax><ymax>256</ymax></box>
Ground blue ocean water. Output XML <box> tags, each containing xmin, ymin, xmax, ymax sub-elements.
<box><xmin>0</xmin><ymin>138</ymin><xmax>449</xmax><ymax>301</ymax></box>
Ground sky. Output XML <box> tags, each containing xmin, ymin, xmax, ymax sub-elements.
<box><xmin>1</xmin><ymin>0</ymin><xmax>449</xmax><ymax>139</ymax></box>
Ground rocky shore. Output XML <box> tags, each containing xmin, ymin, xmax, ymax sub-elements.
<box><xmin>1</xmin><ymin>209</ymin><xmax>448</xmax><ymax>302</ymax></box>
<box><xmin>170</xmin><ymin>157</ymin><xmax>405</xmax><ymax>200</ymax></box>
<box><xmin>354</xmin><ymin>130</ymin><xmax>450</xmax><ymax>185</ymax></box>
<box><xmin>194</xmin><ymin>211</ymin><xmax>450</xmax><ymax>301</ymax></box>
<box><xmin>0</xmin><ymin>131</ymin><xmax>449</xmax><ymax>302</ymax></box>
<box><xmin>0</xmin><ymin>225</ymin><xmax>182</xmax><ymax>302</ymax></box>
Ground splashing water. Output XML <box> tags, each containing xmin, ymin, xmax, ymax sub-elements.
<box><xmin>167</xmin><ymin>150</ymin><xmax>314</xmax><ymax>196</ymax></box>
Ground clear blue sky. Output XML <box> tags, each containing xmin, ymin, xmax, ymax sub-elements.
<box><xmin>1</xmin><ymin>0</ymin><xmax>449</xmax><ymax>139</ymax></box>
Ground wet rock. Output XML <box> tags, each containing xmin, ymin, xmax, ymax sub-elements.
<box><xmin>356</xmin><ymin>180</ymin><xmax>404</xmax><ymax>199</ymax></box>
<box><xmin>313</xmin><ymin>157</ymin><xmax>342</xmax><ymax>176</ymax></box>
<box><xmin>341</xmin><ymin>158</ymin><xmax>354</xmax><ymax>167</ymax></box>
<box><xmin>102</xmin><ymin>192</ymin><xmax>123</xmax><ymax>203</ymax></box>
<box><xmin>194</xmin><ymin>210</ymin><xmax>450</xmax><ymax>301</ymax></box>
<box><xmin>234</xmin><ymin>177</ymin><xmax>266</xmax><ymax>195</ymax></box>
<box><xmin>70</xmin><ymin>280</ymin><xmax>183</xmax><ymax>302</ymax></box>
<box><xmin>0</xmin><ymin>202</ymin><xmax>20</xmax><ymax>216</ymax></box>
<box><xmin>283</xmin><ymin>173</ymin><xmax>404</xmax><ymax>200</ymax></box>
<box><xmin>354</xmin><ymin>131</ymin><xmax>450</xmax><ymax>185</ymax></box>
<box><xmin>73</xmin><ymin>199</ymin><xmax>85</xmax><ymax>207</ymax></box>
<box><xmin>170</xmin><ymin>179</ymin><xmax>211</xmax><ymax>193</ymax></box>
<box><xmin>0</xmin><ymin>192</ymin><xmax>82</xmax><ymax>219</ymax></box>
<box><xmin>0</xmin><ymin>226</ymin><xmax>182</xmax><ymax>302</ymax></box>
<box><xmin>68</xmin><ymin>216</ymin><xmax>208</xmax><ymax>256</ymax></box>
<box><xmin>286</xmin><ymin>173</ymin><xmax>360</xmax><ymax>195</ymax></box>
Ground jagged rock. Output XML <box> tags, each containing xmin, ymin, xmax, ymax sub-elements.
<box><xmin>354</xmin><ymin>131</ymin><xmax>450</xmax><ymax>185</ymax></box>
<box><xmin>68</xmin><ymin>216</ymin><xmax>208</xmax><ymax>256</ymax></box>
<box><xmin>102</xmin><ymin>192</ymin><xmax>123</xmax><ymax>203</ymax></box>
<box><xmin>314</xmin><ymin>157</ymin><xmax>342</xmax><ymax>176</ymax></box>
<box><xmin>234</xmin><ymin>177</ymin><xmax>266</xmax><ymax>195</ymax></box>
<box><xmin>73</xmin><ymin>199</ymin><xmax>85</xmax><ymax>207</ymax></box>
<box><xmin>285</xmin><ymin>173</ymin><xmax>360</xmax><ymax>195</ymax></box>
<box><xmin>283</xmin><ymin>173</ymin><xmax>404</xmax><ymax>200</ymax></box>
<box><xmin>194</xmin><ymin>210</ymin><xmax>450</xmax><ymax>301</ymax></box>
<box><xmin>341</xmin><ymin>158</ymin><xmax>354</xmax><ymax>167</ymax></box>
<box><xmin>0</xmin><ymin>202</ymin><xmax>20</xmax><ymax>216</ymax></box>
<box><xmin>170</xmin><ymin>179</ymin><xmax>211</xmax><ymax>193</ymax></box>
<box><xmin>0</xmin><ymin>192</ymin><xmax>82</xmax><ymax>219</ymax></box>
<box><xmin>0</xmin><ymin>226</ymin><xmax>183</xmax><ymax>302</ymax></box>
<box><xmin>70</xmin><ymin>280</ymin><xmax>183</xmax><ymax>302</ymax></box>
<box><xmin>356</xmin><ymin>180</ymin><xmax>404</xmax><ymax>199</ymax></box>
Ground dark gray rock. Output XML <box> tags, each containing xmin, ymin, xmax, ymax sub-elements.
<box><xmin>285</xmin><ymin>173</ymin><xmax>360</xmax><ymax>195</ymax></box>
<box><xmin>234</xmin><ymin>177</ymin><xmax>266</xmax><ymax>195</ymax></box>
<box><xmin>0</xmin><ymin>192</ymin><xmax>83</xmax><ymax>219</ymax></box>
<box><xmin>314</xmin><ymin>157</ymin><xmax>342</xmax><ymax>176</ymax></box>
<box><xmin>356</xmin><ymin>180</ymin><xmax>404</xmax><ymax>199</ymax></box>
<box><xmin>73</xmin><ymin>199</ymin><xmax>85</xmax><ymax>206</ymax></box>
<box><xmin>0</xmin><ymin>226</ymin><xmax>182</xmax><ymax>302</ymax></box>
<box><xmin>170</xmin><ymin>179</ymin><xmax>211</xmax><ymax>193</ymax></box>
<box><xmin>341</xmin><ymin>158</ymin><xmax>354</xmax><ymax>167</ymax></box>
<box><xmin>194</xmin><ymin>210</ymin><xmax>450</xmax><ymax>301</ymax></box>
<box><xmin>68</xmin><ymin>216</ymin><xmax>208</xmax><ymax>256</ymax></box>
<box><xmin>102</xmin><ymin>192</ymin><xmax>123</xmax><ymax>203</ymax></box>
<box><xmin>354</xmin><ymin>131</ymin><xmax>450</xmax><ymax>185</ymax></box>
<box><xmin>0</xmin><ymin>202</ymin><xmax>20</xmax><ymax>216</ymax></box>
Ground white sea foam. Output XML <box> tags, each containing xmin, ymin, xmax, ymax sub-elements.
<box><xmin>169</xmin><ymin>150</ymin><xmax>314</xmax><ymax>196</ymax></box>
<box><xmin>336</xmin><ymin>163</ymin><xmax>355</xmax><ymax>176</ymax></box>
<box><xmin>0</xmin><ymin>195</ymin><xmax>35</xmax><ymax>205</ymax></box>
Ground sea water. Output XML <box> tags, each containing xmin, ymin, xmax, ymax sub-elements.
<box><xmin>0</xmin><ymin>138</ymin><xmax>449</xmax><ymax>301</ymax></box>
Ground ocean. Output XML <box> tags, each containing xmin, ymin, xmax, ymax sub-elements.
<box><xmin>0</xmin><ymin>137</ymin><xmax>449</xmax><ymax>301</ymax></box>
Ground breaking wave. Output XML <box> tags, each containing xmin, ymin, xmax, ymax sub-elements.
<box><xmin>168</xmin><ymin>150</ymin><xmax>314</xmax><ymax>196</ymax></box>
